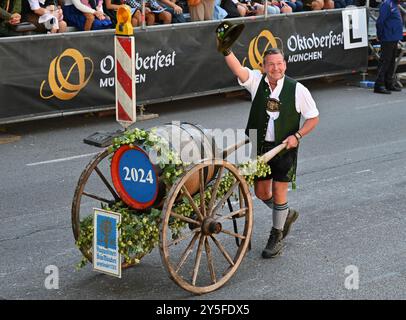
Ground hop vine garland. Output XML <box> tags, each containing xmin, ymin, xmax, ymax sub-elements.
<box><xmin>75</xmin><ymin>128</ymin><xmax>272</xmax><ymax>269</ymax></box>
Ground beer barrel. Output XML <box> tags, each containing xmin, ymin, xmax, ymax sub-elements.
<box><xmin>111</xmin><ymin>122</ymin><xmax>221</xmax><ymax>210</ymax></box>
<box><xmin>153</xmin><ymin>122</ymin><xmax>220</xmax><ymax>204</ymax></box>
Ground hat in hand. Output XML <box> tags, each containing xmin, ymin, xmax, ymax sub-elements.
<box><xmin>215</xmin><ymin>21</ymin><xmax>245</xmax><ymax>53</ymax></box>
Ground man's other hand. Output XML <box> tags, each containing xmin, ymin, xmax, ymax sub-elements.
<box><xmin>282</xmin><ymin>135</ymin><xmax>299</xmax><ymax>149</ymax></box>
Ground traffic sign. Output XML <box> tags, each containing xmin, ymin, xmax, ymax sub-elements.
<box><xmin>115</xmin><ymin>36</ymin><xmax>136</xmax><ymax>128</ymax></box>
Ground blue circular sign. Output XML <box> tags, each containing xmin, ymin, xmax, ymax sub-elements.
<box><xmin>111</xmin><ymin>145</ymin><xmax>158</xmax><ymax>209</ymax></box>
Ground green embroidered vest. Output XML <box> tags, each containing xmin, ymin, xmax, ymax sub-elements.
<box><xmin>245</xmin><ymin>75</ymin><xmax>300</xmax><ymax>154</ymax></box>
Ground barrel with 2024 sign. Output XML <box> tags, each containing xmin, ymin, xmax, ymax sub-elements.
<box><xmin>71</xmin><ymin>122</ymin><xmax>258</xmax><ymax>295</ymax></box>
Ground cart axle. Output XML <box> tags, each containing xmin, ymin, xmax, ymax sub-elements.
<box><xmin>202</xmin><ymin>218</ymin><xmax>222</xmax><ymax>235</ymax></box>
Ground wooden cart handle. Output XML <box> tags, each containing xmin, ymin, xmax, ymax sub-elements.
<box><xmin>222</xmin><ymin>137</ymin><xmax>250</xmax><ymax>159</ymax></box>
<box><xmin>223</xmin><ymin>140</ymin><xmax>287</xmax><ymax>163</ymax></box>
<box><xmin>259</xmin><ymin>143</ymin><xmax>287</xmax><ymax>163</ymax></box>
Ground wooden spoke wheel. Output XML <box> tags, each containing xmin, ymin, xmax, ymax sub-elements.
<box><xmin>160</xmin><ymin>159</ymin><xmax>253</xmax><ymax>294</ymax></box>
<box><xmin>71</xmin><ymin>148</ymin><xmax>143</xmax><ymax>269</ymax></box>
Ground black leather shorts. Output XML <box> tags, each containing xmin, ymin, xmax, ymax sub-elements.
<box><xmin>256</xmin><ymin>141</ymin><xmax>298</xmax><ymax>182</ymax></box>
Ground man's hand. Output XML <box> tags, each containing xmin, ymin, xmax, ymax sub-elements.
<box><xmin>282</xmin><ymin>135</ymin><xmax>299</xmax><ymax>150</ymax></box>
<box><xmin>216</xmin><ymin>38</ymin><xmax>231</xmax><ymax>56</ymax></box>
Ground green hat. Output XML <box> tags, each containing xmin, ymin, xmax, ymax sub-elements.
<box><xmin>215</xmin><ymin>21</ymin><xmax>245</xmax><ymax>52</ymax></box>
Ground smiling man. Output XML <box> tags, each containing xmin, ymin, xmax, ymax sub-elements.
<box><xmin>222</xmin><ymin>44</ymin><xmax>319</xmax><ymax>258</ymax></box>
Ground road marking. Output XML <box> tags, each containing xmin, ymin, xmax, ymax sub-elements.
<box><xmin>354</xmin><ymin>169</ymin><xmax>372</xmax><ymax>174</ymax></box>
<box><xmin>355</xmin><ymin>99</ymin><xmax>406</xmax><ymax>110</ymax></box>
<box><xmin>26</xmin><ymin>152</ymin><xmax>99</xmax><ymax>166</ymax></box>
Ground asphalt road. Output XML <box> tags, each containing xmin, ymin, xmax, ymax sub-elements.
<box><xmin>1</xmin><ymin>75</ymin><xmax>406</xmax><ymax>300</ymax></box>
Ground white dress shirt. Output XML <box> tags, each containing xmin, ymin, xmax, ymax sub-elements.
<box><xmin>238</xmin><ymin>68</ymin><xmax>319</xmax><ymax>142</ymax></box>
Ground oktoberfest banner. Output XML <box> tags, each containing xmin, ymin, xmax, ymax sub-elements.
<box><xmin>0</xmin><ymin>8</ymin><xmax>368</xmax><ymax>123</ymax></box>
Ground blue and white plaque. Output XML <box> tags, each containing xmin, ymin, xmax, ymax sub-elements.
<box><xmin>93</xmin><ymin>208</ymin><xmax>121</xmax><ymax>278</ymax></box>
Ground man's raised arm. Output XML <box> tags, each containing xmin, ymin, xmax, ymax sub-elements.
<box><xmin>216</xmin><ymin>22</ymin><xmax>249</xmax><ymax>83</ymax></box>
<box><xmin>224</xmin><ymin>52</ymin><xmax>249</xmax><ymax>84</ymax></box>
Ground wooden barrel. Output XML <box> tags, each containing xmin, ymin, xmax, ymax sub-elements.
<box><xmin>150</xmin><ymin>122</ymin><xmax>221</xmax><ymax>207</ymax></box>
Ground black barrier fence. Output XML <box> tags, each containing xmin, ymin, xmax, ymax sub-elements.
<box><xmin>0</xmin><ymin>8</ymin><xmax>368</xmax><ymax>124</ymax></box>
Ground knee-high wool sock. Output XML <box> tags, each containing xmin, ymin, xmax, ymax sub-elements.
<box><xmin>273</xmin><ymin>202</ymin><xmax>289</xmax><ymax>231</ymax></box>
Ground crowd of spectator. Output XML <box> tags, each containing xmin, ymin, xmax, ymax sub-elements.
<box><xmin>0</xmin><ymin>0</ymin><xmax>364</xmax><ymax>37</ymax></box>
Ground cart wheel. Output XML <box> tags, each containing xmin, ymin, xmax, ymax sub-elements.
<box><xmin>160</xmin><ymin>159</ymin><xmax>253</xmax><ymax>294</ymax></box>
<box><xmin>71</xmin><ymin>148</ymin><xmax>143</xmax><ymax>269</ymax></box>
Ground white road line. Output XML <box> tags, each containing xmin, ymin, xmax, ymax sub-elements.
<box><xmin>355</xmin><ymin>169</ymin><xmax>372</xmax><ymax>174</ymax></box>
<box><xmin>26</xmin><ymin>152</ymin><xmax>99</xmax><ymax>166</ymax></box>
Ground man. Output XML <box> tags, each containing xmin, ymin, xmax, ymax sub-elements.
<box><xmin>374</xmin><ymin>0</ymin><xmax>404</xmax><ymax>94</ymax></box>
<box><xmin>220</xmin><ymin>37</ymin><xmax>319</xmax><ymax>258</ymax></box>
<box><xmin>0</xmin><ymin>0</ymin><xmax>21</xmax><ymax>37</ymax></box>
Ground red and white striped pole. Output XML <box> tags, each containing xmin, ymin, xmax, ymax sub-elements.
<box><xmin>115</xmin><ymin>5</ymin><xmax>136</xmax><ymax>129</ymax></box>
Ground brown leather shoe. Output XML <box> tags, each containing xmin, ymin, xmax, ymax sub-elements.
<box><xmin>262</xmin><ymin>227</ymin><xmax>283</xmax><ymax>259</ymax></box>
<box><xmin>282</xmin><ymin>209</ymin><xmax>299</xmax><ymax>239</ymax></box>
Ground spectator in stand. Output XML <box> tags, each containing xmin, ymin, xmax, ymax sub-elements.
<box><xmin>103</xmin><ymin>0</ymin><xmax>119</xmax><ymax>26</ymax></box>
<box><xmin>261</xmin><ymin>0</ymin><xmax>281</xmax><ymax>15</ymax></box>
<box><xmin>220</xmin><ymin>0</ymin><xmax>241</xmax><ymax>18</ymax></box>
<box><xmin>147</xmin><ymin>0</ymin><xmax>172</xmax><ymax>23</ymax></box>
<box><xmin>63</xmin><ymin>0</ymin><xmax>112</xmax><ymax>31</ymax></box>
<box><xmin>275</xmin><ymin>0</ymin><xmax>293</xmax><ymax>12</ymax></box>
<box><xmin>237</xmin><ymin>0</ymin><xmax>264</xmax><ymax>16</ymax></box>
<box><xmin>22</xmin><ymin>0</ymin><xmax>67</xmax><ymax>33</ymax></box>
<box><xmin>332</xmin><ymin>0</ymin><xmax>353</xmax><ymax>8</ymax></box>
<box><xmin>104</xmin><ymin>0</ymin><xmax>155</xmax><ymax>27</ymax></box>
<box><xmin>0</xmin><ymin>0</ymin><xmax>22</xmax><ymax>36</ymax></box>
<box><xmin>213</xmin><ymin>0</ymin><xmax>228</xmax><ymax>19</ymax></box>
<box><xmin>258</xmin><ymin>0</ymin><xmax>281</xmax><ymax>14</ymax></box>
<box><xmin>243</xmin><ymin>0</ymin><xmax>294</xmax><ymax>15</ymax></box>
<box><xmin>302</xmin><ymin>0</ymin><xmax>333</xmax><ymax>10</ymax></box>
<box><xmin>219</xmin><ymin>0</ymin><xmax>254</xmax><ymax>17</ymax></box>
<box><xmin>188</xmin><ymin>0</ymin><xmax>214</xmax><ymax>21</ymax></box>
<box><xmin>220</xmin><ymin>0</ymin><xmax>283</xmax><ymax>17</ymax></box>
<box><xmin>159</xmin><ymin>0</ymin><xmax>186</xmax><ymax>23</ymax></box>
<box><xmin>246</xmin><ymin>0</ymin><xmax>292</xmax><ymax>16</ymax></box>
<box><xmin>284</xmin><ymin>0</ymin><xmax>303</xmax><ymax>12</ymax></box>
